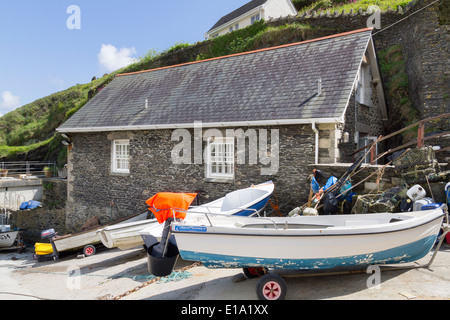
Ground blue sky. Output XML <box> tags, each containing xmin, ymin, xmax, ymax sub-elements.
<box><xmin>0</xmin><ymin>0</ymin><xmax>250</xmax><ymax>117</ymax></box>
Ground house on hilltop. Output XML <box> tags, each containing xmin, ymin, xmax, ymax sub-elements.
<box><xmin>57</xmin><ymin>28</ymin><xmax>388</xmax><ymax>230</ymax></box>
<box><xmin>205</xmin><ymin>0</ymin><xmax>297</xmax><ymax>39</ymax></box>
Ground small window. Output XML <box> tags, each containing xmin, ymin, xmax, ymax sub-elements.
<box><xmin>234</xmin><ymin>23</ymin><xmax>239</xmax><ymax>30</ymax></box>
<box><xmin>356</xmin><ymin>63</ymin><xmax>373</xmax><ymax>107</ymax></box>
<box><xmin>112</xmin><ymin>140</ymin><xmax>130</xmax><ymax>173</ymax></box>
<box><xmin>251</xmin><ymin>13</ymin><xmax>260</xmax><ymax>24</ymax></box>
<box><xmin>229</xmin><ymin>26</ymin><xmax>233</xmax><ymax>32</ymax></box>
<box><xmin>358</xmin><ymin>135</ymin><xmax>377</xmax><ymax>164</ymax></box>
<box><xmin>206</xmin><ymin>137</ymin><xmax>234</xmax><ymax>179</ymax></box>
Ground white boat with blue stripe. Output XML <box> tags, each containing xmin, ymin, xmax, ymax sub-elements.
<box><xmin>171</xmin><ymin>206</ymin><xmax>447</xmax><ymax>270</ymax></box>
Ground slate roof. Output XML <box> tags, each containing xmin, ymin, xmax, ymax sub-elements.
<box><xmin>208</xmin><ymin>0</ymin><xmax>268</xmax><ymax>32</ymax></box>
<box><xmin>58</xmin><ymin>28</ymin><xmax>373</xmax><ymax>133</ymax></box>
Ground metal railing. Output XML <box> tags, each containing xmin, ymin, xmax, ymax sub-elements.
<box><xmin>0</xmin><ymin>161</ymin><xmax>56</xmax><ymax>178</ymax></box>
<box><xmin>352</xmin><ymin>113</ymin><xmax>450</xmax><ymax>164</ymax></box>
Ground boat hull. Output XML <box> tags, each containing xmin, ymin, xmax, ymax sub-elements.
<box><xmin>98</xmin><ymin>219</ymin><xmax>158</xmax><ymax>250</ymax></box>
<box><xmin>173</xmin><ymin>209</ymin><xmax>444</xmax><ymax>270</ymax></box>
<box><xmin>232</xmin><ymin>196</ymin><xmax>272</xmax><ymax>216</ymax></box>
<box><xmin>53</xmin><ymin>229</ymin><xmax>102</xmax><ymax>252</ymax></box>
<box><xmin>0</xmin><ymin>230</ymin><xmax>19</xmax><ymax>248</ymax></box>
<box><xmin>53</xmin><ymin>212</ymin><xmax>148</xmax><ymax>252</ymax></box>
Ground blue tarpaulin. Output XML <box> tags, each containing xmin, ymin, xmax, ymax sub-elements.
<box><xmin>19</xmin><ymin>200</ymin><xmax>41</xmax><ymax>210</ymax></box>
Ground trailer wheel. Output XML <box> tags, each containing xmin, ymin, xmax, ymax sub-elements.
<box><xmin>83</xmin><ymin>245</ymin><xmax>96</xmax><ymax>257</ymax></box>
<box><xmin>243</xmin><ymin>267</ymin><xmax>268</xmax><ymax>279</ymax></box>
<box><xmin>256</xmin><ymin>274</ymin><xmax>287</xmax><ymax>300</ymax></box>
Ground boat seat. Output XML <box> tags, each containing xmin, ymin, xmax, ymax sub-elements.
<box><xmin>221</xmin><ymin>189</ymin><xmax>266</xmax><ymax>212</ymax></box>
<box><xmin>344</xmin><ymin>220</ymin><xmax>381</xmax><ymax>226</ymax></box>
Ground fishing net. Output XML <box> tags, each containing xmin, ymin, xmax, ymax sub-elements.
<box><xmin>351</xmin><ymin>187</ymin><xmax>407</xmax><ymax>214</ymax></box>
<box><xmin>351</xmin><ymin>194</ymin><xmax>378</xmax><ymax>214</ymax></box>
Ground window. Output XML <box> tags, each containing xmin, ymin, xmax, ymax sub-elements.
<box><xmin>356</xmin><ymin>63</ymin><xmax>373</xmax><ymax>107</ymax></box>
<box><xmin>251</xmin><ymin>13</ymin><xmax>260</xmax><ymax>24</ymax></box>
<box><xmin>112</xmin><ymin>140</ymin><xmax>130</xmax><ymax>173</ymax></box>
<box><xmin>206</xmin><ymin>137</ymin><xmax>234</xmax><ymax>179</ymax></box>
<box><xmin>358</xmin><ymin>135</ymin><xmax>378</xmax><ymax>164</ymax></box>
<box><xmin>229</xmin><ymin>24</ymin><xmax>239</xmax><ymax>32</ymax></box>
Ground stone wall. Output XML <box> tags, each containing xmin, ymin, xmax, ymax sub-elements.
<box><xmin>372</xmin><ymin>0</ymin><xmax>449</xmax><ymax>125</ymax></box>
<box><xmin>10</xmin><ymin>207</ymin><xmax>67</xmax><ymax>244</ymax></box>
<box><xmin>10</xmin><ymin>178</ymin><xmax>68</xmax><ymax>245</ymax></box>
<box><xmin>66</xmin><ymin>125</ymin><xmax>316</xmax><ymax>229</ymax></box>
<box><xmin>371</xmin><ymin>0</ymin><xmax>449</xmax><ymax>163</ymax></box>
<box><xmin>10</xmin><ymin>178</ymin><xmax>68</xmax><ymax>244</ymax></box>
<box><xmin>340</xmin><ymin>88</ymin><xmax>386</xmax><ymax>163</ymax></box>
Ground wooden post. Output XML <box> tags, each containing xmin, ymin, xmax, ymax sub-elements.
<box><xmin>370</xmin><ymin>144</ymin><xmax>376</xmax><ymax>165</ymax></box>
<box><xmin>417</xmin><ymin>122</ymin><xmax>425</xmax><ymax>148</ymax></box>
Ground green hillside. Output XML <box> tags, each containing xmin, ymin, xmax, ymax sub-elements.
<box><xmin>0</xmin><ymin>75</ymin><xmax>115</xmax><ymax>165</ymax></box>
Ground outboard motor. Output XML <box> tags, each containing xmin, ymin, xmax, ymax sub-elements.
<box><xmin>40</xmin><ymin>228</ymin><xmax>59</xmax><ymax>260</ymax></box>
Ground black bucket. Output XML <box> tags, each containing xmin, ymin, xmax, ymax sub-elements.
<box><xmin>147</xmin><ymin>242</ymin><xmax>179</xmax><ymax>277</ymax></box>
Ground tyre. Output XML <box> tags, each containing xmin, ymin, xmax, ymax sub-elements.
<box><xmin>256</xmin><ymin>273</ymin><xmax>287</xmax><ymax>300</ymax></box>
<box><xmin>83</xmin><ymin>245</ymin><xmax>96</xmax><ymax>257</ymax></box>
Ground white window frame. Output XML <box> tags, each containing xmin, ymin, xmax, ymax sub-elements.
<box><xmin>358</xmin><ymin>135</ymin><xmax>378</xmax><ymax>164</ymax></box>
<box><xmin>112</xmin><ymin>139</ymin><xmax>130</xmax><ymax>173</ymax></box>
<box><xmin>356</xmin><ymin>63</ymin><xmax>373</xmax><ymax>107</ymax></box>
<box><xmin>251</xmin><ymin>13</ymin><xmax>260</xmax><ymax>24</ymax></box>
<box><xmin>205</xmin><ymin>137</ymin><xmax>234</xmax><ymax>179</ymax></box>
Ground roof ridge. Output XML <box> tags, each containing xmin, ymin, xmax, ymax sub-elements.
<box><xmin>117</xmin><ymin>27</ymin><xmax>373</xmax><ymax>78</ymax></box>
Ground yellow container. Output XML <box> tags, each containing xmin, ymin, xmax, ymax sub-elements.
<box><xmin>35</xmin><ymin>243</ymin><xmax>53</xmax><ymax>256</ymax></box>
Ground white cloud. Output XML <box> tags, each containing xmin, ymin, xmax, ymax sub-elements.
<box><xmin>98</xmin><ymin>44</ymin><xmax>137</xmax><ymax>73</ymax></box>
<box><xmin>0</xmin><ymin>91</ymin><xmax>21</xmax><ymax>116</ymax></box>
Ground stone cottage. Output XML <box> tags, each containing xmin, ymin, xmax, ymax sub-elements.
<box><xmin>57</xmin><ymin>28</ymin><xmax>388</xmax><ymax>229</ymax></box>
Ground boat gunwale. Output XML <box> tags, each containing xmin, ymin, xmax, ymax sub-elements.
<box><xmin>0</xmin><ymin>229</ymin><xmax>19</xmax><ymax>235</ymax></box>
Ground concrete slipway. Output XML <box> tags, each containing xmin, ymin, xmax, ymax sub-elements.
<box><xmin>0</xmin><ymin>243</ymin><xmax>449</xmax><ymax>301</ymax></box>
